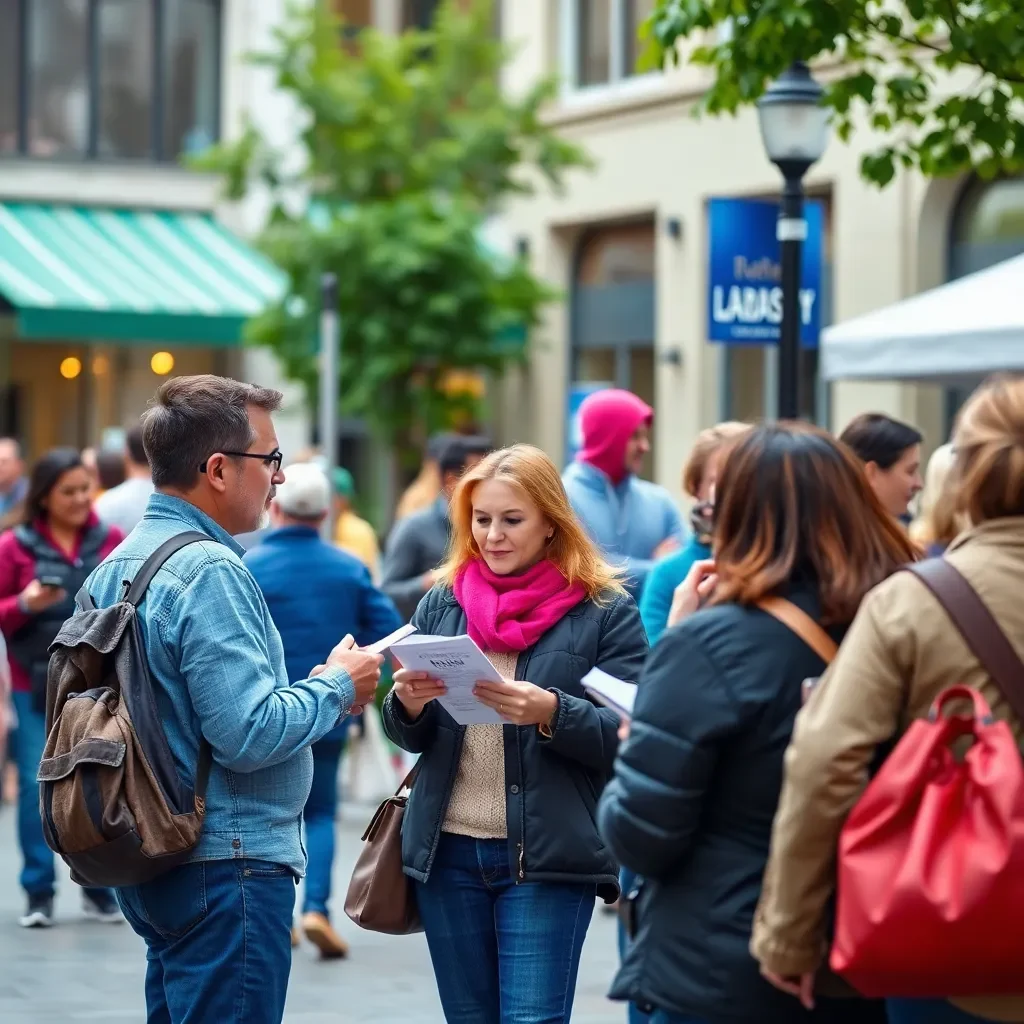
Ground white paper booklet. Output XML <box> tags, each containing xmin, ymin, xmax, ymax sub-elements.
<box><xmin>582</xmin><ymin>667</ymin><xmax>637</xmax><ymax>718</ymax></box>
<box><xmin>390</xmin><ymin>633</ymin><xmax>505</xmax><ymax>726</ymax></box>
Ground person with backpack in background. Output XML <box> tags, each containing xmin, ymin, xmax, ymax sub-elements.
<box><xmin>81</xmin><ymin>375</ymin><xmax>383</xmax><ymax>1024</ymax></box>
<box><xmin>562</xmin><ymin>389</ymin><xmax>683</xmax><ymax>601</ymax></box>
<box><xmin>0</xmin><ymin>447</ymin><xmax>124</xmax><ymax>927</ymax></box>
<box><xmin>752</xmin><ymin>375</ymin><xmax>1024</xmax><ymax>1022</ymax></box>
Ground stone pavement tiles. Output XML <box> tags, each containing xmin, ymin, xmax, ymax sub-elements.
<box><xmin>0</xmin><ymin>800</ymin><xmax>625</xmax><ymax>1023</ymax></box>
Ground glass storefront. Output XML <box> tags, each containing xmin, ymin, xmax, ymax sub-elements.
<box><xmin>1</xmin><ymin>337</ymin><xmax>231</xmax><ymax>458</ymax></box>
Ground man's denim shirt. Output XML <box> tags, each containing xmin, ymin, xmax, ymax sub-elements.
<box><xmin>86</xmin><ymin>493</ymin><xmax>355</xmax><ymax>876</ymax></box>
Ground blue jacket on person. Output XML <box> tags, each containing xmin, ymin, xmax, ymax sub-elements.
<box><xmin>639</xmin><ymin>535</ymin><xmax>713</xmax><ymax>645</ymax></box>
<box><xmin>244</xmin><ymin>525</ymin><xmax>403</xmax><ymax>742</ymax></box>
<box><xmin>87</xmin><ymin>494</ymin><xmax>357</xmax><ymax>877</ymax></box>
<box><xmin>563</xmin><ymin>461</ymin><xmax>683</xmax><ymax>601</ymax></box>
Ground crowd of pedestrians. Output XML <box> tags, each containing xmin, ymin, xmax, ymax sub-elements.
<box><xmin>0</xmin><ymin>370</ymin><xmax>1021</xmax><ymax>1024</ymax></box>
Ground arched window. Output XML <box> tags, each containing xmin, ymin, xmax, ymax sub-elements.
<box><xmin>949</xmin><ymin>176</ymin><xmax>1024</xmax><ymax>280</ymax></box>
<box><xmin>570</xmin><ymin>222</ymin><xmax>656</xmax><ymax>475</ymax></box>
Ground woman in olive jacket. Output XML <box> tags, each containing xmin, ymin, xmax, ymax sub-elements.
<box><xmin>381</xmin><ymin>443</ymin><xmax>647</xmax><ymax>1024</ymax></box>
<box><xmin>598</xmin><ymin>424</ymin><xmax>916</xmax><ymax>1024</ymax></box>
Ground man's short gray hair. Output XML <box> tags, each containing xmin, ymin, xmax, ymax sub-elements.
<box><xmin>142</xmin><ymin>375</ymin><xmax>283</xmax><ymax>489</ymax></box>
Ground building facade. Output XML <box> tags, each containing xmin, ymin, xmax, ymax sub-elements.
<box><xmin>0</xmin><ymin>0</ymin><xmax>310</xmax><ymax>460</ymax></box>
<box><xmin>489</xmin><ymin>0</ymin><xmax>1024</xmax><ymax>491</ymax></box>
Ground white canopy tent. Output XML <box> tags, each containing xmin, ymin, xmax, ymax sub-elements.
<box><xmin>821</xmin><ymin>253</ymin><xmax>1024</xmax><ymax>381</ymax></box>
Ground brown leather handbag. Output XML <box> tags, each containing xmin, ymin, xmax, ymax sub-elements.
<box><xmin>344</xmin><ymin>767</ymin><xmax>422</xmax><ymax>935</ymax></box>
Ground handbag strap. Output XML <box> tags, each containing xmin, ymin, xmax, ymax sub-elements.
<box><xmin>757</xmin><ymin>597</ymin><xmax>838</xmax><ymax>665</ymax></box>
<box><xmin>396</xmin><ymin>762</ymin><xmax>419</xmax><ymax>796</ymax></box>
<box><xmin>907</xmin><ymin>560</ymin><xmax>1024</xmax><ymax>723</ymax></box>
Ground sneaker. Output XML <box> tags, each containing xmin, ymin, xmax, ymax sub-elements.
<box><xmin>20</xmin><ymin>894</ymin><xmax>54</xmax><ymax>929</ymax></box>
<box><xmin>82</xmin><ymin>890</ymin><xmax>123</xmax><ymax>924</ymax></box>
<box><xmin>301</xmin><ymin>911</ymin><xmax>349</xmax><ymax>959</ymax></box>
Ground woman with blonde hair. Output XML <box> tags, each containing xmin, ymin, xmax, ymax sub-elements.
<box><xmin>752</xmin><ymin>376</ymin><xmax>1024</xmax><ymax>1023</ymax></box>
<box><xmin>909</xmin><ymin>442</ymin><xmax>961</xmax><ymax>554</ymax></box>
<box><xmin>382</xmin><ymin>443</ymin><xmax>648</xmax><ymax>1023</ymax></box>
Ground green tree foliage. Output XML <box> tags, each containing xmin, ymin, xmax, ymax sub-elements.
<box><xmin>645</xmin><ymin>0</ymin><xmax>1024</xmax><ymax>186</ymax></box>
<box><xmin>195</xmin><ymin>0</ymin><xmax>588</xmax><ymax>449</ymax></box>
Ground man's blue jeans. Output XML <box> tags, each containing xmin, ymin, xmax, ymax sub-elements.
<box><xmin>116</xmin><ymin>858</ymin><xmax>296</xmax><ymax>1024</ymax></box>
<box><xmin>415</xmin><ymin>833</ymin><xmax>596</xmax><ymax>1023</ymax></box>
<box><xmin>301</xmin><ymin>737</ymin><xmax>345</xmax><ymax>917</ymax></box>
<box><xmin>11</xmin><ymin>690</ymin><xmax>111</xmax><ymax>903</ymax></box>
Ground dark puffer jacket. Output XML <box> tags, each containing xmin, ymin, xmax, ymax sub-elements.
<box><xmin>381</xmin><ymin>583</ymin><xmax>648</xmax><ymax>901</ymax></box>
<box><xmin>599</xmin><ymin>588</ymin><xmax>887</xmax><ymax>1024</ymax></box>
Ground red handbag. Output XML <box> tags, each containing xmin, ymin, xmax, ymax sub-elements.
<box><xmin>830</xmin><ymin>560</ymin><xmax>1024</xmax><ymax>998</ymax></box>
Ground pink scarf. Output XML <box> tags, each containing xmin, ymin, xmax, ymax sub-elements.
<box><xmin>453</xmin><ymin>558</ymin><xmax>587</xmax><ymax>654</ymax></box>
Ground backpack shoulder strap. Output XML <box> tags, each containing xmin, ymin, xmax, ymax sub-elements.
<box><xmin>124</xmin><ymin>531</ymin><xmax>210</xmax><ymax>607</ymax></box>
<box><xmin>757</xmin><ymin>596</ymin><xmax>839</xmax><ymax>665</ymax></box>
<box><xmin>907</xmin><ymin>559</ymin><xmax>1024</xmax><ymax>723</ymax></box>
<box><xmin>124</xmin><ymin>530</ymin><xmax>214</xmax><ymax>798</ymax></box>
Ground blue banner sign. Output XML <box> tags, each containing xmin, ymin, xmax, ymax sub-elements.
<box><xmin>707</xmin><ymin>197</ymin><xmax>824</xmax><ymax>346</ymax></box>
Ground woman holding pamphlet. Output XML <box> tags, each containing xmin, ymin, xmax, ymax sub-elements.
<box><xmin>380</xmin><ymin>443</ymin><xmax>648</xmax><ymax>1024</ymax></box>
<box><xmin>598</xmin><ymin>423</ymin><xmax>916</xmax><ymax>1024</ymax></box>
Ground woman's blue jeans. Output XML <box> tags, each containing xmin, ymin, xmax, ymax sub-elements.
<box><xmin>415</xmin><ymin>832</ymin><xmax>595</xmax><ymax>1023</ymax></box>
<box><xmin>11</xmin><ymin>690</ymin><xmax>110</xmax><ymax>903</ymax></box>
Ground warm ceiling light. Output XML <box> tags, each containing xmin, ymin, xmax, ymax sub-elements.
<box><xmin>60</xmin><ymin>356</ymin><xmax>82</xmax><ymax>380</ymax></box>
<box><xmin>150</xmin><ymin>351</ymin><xmax>175</xmax><ymax>376</ymax></box>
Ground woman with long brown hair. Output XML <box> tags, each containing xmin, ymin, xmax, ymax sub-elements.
<box><xmin>381</xmin><ymin>443</ymin><xmax>648</xmax><ymax>1023</ymax></box>
<box><xmin>598</xmin><ymin>422</ymin><xmax>916</xmax><ymax>1024</ymax></box>
<box><xmin>752</xmin><ymin>377</ymin><xmax>1024</xmax><ymax>1023</ymax></box>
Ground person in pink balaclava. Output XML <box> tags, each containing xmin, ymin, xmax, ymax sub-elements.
<box><xmin>562</xmin><ymin>389</ymin><xmax>683</xmax><ymax>601</ymax></box>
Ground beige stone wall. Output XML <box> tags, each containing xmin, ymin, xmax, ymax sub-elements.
<box><xmin>494</xmin><ymin>3</ymin><xmax>969</xmax><ymax>490</ymax></box>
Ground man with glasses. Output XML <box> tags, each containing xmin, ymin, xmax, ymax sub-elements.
<box><xmin>84</xmin><ymin>375</ymin><xmax>383</xmax><ymax>1024</ymax></box>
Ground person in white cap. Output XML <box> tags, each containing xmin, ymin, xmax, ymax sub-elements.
<box><xmin>244</xmin><ymin>463</ymin><xmax>402</xmax><ymax>959</ymax></box>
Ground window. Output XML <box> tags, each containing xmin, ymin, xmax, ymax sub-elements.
<box><xmin>402</xmin><ymin>0</ymin><xmax>440</xmax><ymax>30</ymax></box>
<box><xmin>0</xmin><ymin>0</ymin><xmax>20</xmax><ymax>153</ymax></box>
<box><xmin>28</xmin><ymin>0</ymin><xmax>89</xmax><ymax>157</ymax></box>
<box><xmin>163</xmin><ymin>0</ymin><xmax>220</xmax><ymax>158</ymax></box>
<box><xmin>563</xmin><ymin>0</ymin><xmax>658</xmax><ymax>90</ymax></box>
<box><xmin>623</xmin><ymin>0</ymin><xmax>655</xmax><ymax>74</ymax></box>
<box><xmin>98</xmin><ymin>0</ymin><xmax>154</xmax><ymax>159</ymax></box>
<box><xmin>1</xmin><ymin>0</ymin><xmax>220</xmax><ymax>163</ymax></box>
<box><xmin>579</xmin><ymin>0</ymin><xmax>611</xmax><ymax>86</ymax></box>
<box><xmin>572</xmin><ymin>223</ymin><xmax>657</xmax><ymax>477</ymax></box>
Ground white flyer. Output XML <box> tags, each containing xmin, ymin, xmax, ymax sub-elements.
<box><xmin>364</xmin><ymin>623</ymin><xmax>418</xmax><ymax>655</ymax></box>
<box><xmin>390</xmin><ymin>633</ymin><xmax>505</xmax><ymax>726</ymax></box>
<box><xmin>581</xmin><ymin>667</ymin><xmax>637</xmax><ymax>719</ymax></box>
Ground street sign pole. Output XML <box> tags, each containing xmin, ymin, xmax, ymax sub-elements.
<box><xmin>318</xmin><ymin>273</ymin><xmax>340</xmax><ymax>541</ymax></box>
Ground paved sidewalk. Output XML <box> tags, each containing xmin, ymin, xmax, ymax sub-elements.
<box><xmin>0</xmin><ymin>799</ymin><xmax>625</xmax><ymax>1023</ymax></box>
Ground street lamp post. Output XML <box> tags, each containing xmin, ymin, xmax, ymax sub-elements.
<box><xmin>756</xmin><ymin>62</ymin><xmax>830</xmax><ymax>420</ymax></box>
<box><xmin>318</xmin><ymin>273</ymin><xmax>340</xmax><ymax>541</ymax></box>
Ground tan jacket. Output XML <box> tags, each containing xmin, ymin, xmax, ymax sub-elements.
<box><xmin>750</xmin><ymin>518</ymin><xmax>1024</xmax><ymax>1021</ymax></box>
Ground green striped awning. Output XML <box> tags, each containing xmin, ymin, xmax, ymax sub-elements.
<box><xmin>0</xmin><ymin>203</ymin><xmax>287</xmax><ymax>345</ymax></box>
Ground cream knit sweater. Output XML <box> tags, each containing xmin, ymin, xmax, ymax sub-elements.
<box><xmin>441</xmin><ymin>649</ymin><xmax>517</xmax><ymax>840</ymax></box>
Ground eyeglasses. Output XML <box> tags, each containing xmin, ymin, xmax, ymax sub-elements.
<box><xmin>199</xmin><ymin>450</ymin><xmax>283</xmax><ymax>474</ymax></box>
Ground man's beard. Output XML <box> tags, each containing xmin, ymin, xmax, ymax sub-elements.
<box><xmin>258</xmin><ymin>508</ymin><xmax>271</xmax><ymax>531</ymax></box>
